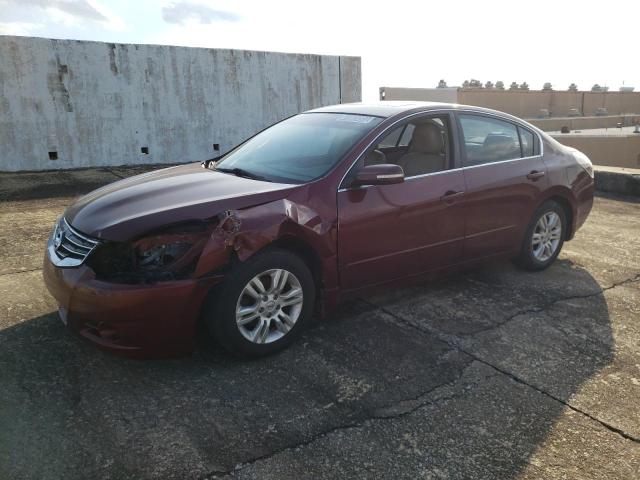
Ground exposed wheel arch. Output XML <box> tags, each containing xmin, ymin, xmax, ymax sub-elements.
<box><xmin>270</xmin><ymin>236</ymin><xmax>324</xmax><ymax>307</ymax></box>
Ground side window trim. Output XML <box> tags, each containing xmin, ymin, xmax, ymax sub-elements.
<box><xmin>516</xmin><ymin>126</ymin><xmax>525</xmax><ymax>158</ymax></box>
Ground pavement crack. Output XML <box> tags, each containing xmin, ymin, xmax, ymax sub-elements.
<box><xmin>0</xmin><ymin>267</ymin><xmax>42</xmax><ymax>277</ymax></box>
<box><xmin>468</xmin><ymin>356</ymin><xmax>640</xmax><ymax>444</ymax></box>
<box><xmin>463</xmin><ymin>272</ymin><xmax>640</xmax><ymax>336</ymax></box>
<box><xmin>200</xmin><ymin>364</ymin><xmax>480</xmax><ymax>479</ymax></box>
<box><xmin>370</xmin><ymin>362</ymin><xmax>497</xmax><ymax>420</ymax></box>
<box><xmin>360</xmin><ymin>294</ymin><xmax>640</xmax><ymax>445</ymax></box>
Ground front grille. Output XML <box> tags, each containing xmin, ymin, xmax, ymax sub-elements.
<box><xmin>48</xmin><ymin>217</ymin><xmax>100</xmax><ymax>267</ymax></box>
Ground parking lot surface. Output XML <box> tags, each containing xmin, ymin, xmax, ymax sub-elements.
<box><xmin>1</xmin><ymin>168</ymin><xmax>639</xmax><ymax>479</ymax></box>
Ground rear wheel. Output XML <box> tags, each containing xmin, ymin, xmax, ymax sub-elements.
<box><xmin>516</xmin><ymin>200</ymin><xmax>566</xmax><ymax>271</ymax></box>
<box><xmin>205</xmin><ymin>248</ymin><xmax>315</xmax><ymax>357</ymax></box>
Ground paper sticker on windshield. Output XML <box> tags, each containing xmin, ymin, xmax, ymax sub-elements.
<box><xmin>335</xmin><ymin>114</ymin><xmax>376</xmax><ymax>124</ymax></box>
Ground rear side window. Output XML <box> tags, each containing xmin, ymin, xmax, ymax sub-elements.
<box><xmin>518</xmin><ymin>126</ymin><xmax>535</xmax><ymax>157</ymax></box>
<box><xmin>459</xmin><ymin>114</ymin><xmax>521</xmax><ymax>167</ymax></box>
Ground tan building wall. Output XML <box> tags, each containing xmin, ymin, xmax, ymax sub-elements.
<box><xmin>459</xmin><ymin>90</ymin><xmax>640</xmax><ymax>118</ymax></box>
<box><xmin>582</xmin><ymin>92</ymin><xmax>640</xmax><ymax>117</ymax></box>
<box><xmin>458</xmin><ymin>90</ymin><xmax>555</xmax><ymax>118</ymax></box>
<box><xmin>381</xmin><ymin>87</ymin><xmax>640</xmax><ymax>118</ymax></box>
<box><xmin>552</xmin><ymin>135</ymin><xmax>640</xmax><ymax>168</ymax></box>
<box><xmin>379</xmin><ymin>87</ymin><xmax>458</xmax><ymax>103</ymax></box>
<box><xmin>529</xmin><ymin>115</ymin><xmax>640</xmax><ymax>131</ymax></box>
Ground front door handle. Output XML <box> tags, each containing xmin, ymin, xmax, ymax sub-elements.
<box><xmin>526</xmin><ymin>170</ymin><xmax>546</xmax><ymax>181</ymax></box>
<box><xmin>441</xmin><ymin>190</ymin><xmax>464</xmax><ymax>205</ymax></box>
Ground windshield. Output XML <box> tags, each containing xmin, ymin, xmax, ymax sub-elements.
<box><xmin>214</xmin><ymin>112</ymin><xmax>383</xmax><ymax>183</ymax></box>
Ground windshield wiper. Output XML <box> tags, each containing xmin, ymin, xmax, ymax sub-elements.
<box><xmin>215</xmin><ymin>167</ymin><xmax>269</xmax><ymax>182</ymax></box>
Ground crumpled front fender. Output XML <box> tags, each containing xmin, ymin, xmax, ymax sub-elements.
<box><xmin>194</xmin><ymin>198</ymin><xmax>335</xmax><ymax>278</ymax></box>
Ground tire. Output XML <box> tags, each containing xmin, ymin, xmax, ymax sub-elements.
<box><xmin>515</xmin><ymin>200</ymin><xmax>567</xmax><ymax>271</ymax></box>
<box><xmin>204</xmin><ymin>248</ymin><xmax>315</xmax><ymax>357</ymax></box>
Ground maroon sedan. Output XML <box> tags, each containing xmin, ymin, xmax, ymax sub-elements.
<box><xmin>43</xmin><ymin>102</ymin><xmax>594</xmax><ymax>358</ymax></box>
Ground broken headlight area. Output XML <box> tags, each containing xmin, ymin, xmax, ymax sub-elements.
<box><xmin>86</xmin><ymin>227</ymin><xmax>211</xmax><ymax>284</ymax></box>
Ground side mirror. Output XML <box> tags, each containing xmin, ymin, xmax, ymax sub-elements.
<box><xmin>352</xmin><ymin>164</ymin><xmax>405</xmax><ymax>187</ymax></box>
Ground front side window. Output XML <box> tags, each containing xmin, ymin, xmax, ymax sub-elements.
<box><xmin>363</xmin><ymin>115</ymin><xmax>451</xmax><ymax>177</ymax></box>
<box><xmin>215</xmin><ymin>113</ymin><xmax>383</xmax><ymax>184</ymax></box>
<box><xmin>459</xmin><ymin>115</ymin><xmax>521</xmax><ymax>166</ymax></box>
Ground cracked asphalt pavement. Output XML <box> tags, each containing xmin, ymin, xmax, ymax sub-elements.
<box><xmin>1</xmin><ymin>168</ymin><xmax>639</xmax><ymax>479</ymax></box>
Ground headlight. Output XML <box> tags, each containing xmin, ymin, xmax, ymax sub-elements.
<box><xmin>86</xmin><ymin>227</ymin><xmax>210</xmax><ymax>283</ymax></box>
<box><xmin>134</xmin><ymin>233</ymin><xmax>204</xmax><ymax>270</ymax></box>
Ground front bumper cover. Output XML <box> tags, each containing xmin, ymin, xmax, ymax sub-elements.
<box><xmin>43</xmin><ymin>255</ymin><xmax>222</xmax><ymax>358</ymax></box>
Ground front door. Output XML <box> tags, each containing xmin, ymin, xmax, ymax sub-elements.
<box><xmin>337</xmin><ymin>113</ymin><xmax>466</xmax><ymax>292</ymax></box>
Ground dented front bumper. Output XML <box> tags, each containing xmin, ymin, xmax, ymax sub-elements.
<box><xmin>43</xmin><ymin>255</ymin><xmax>222</xmax><ymax>358</ymax></box>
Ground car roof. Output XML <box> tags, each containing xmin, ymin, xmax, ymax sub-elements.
<box><xmin>305</xmin><ymin>101</ymin><xmax>521</xmax><ymax>121</ymax></box>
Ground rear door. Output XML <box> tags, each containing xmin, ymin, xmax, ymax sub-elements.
<box><xmin>337</xmin><ymin>112</ymin><xmax>466</xmax><ymax>291</ymax></box>
<box><xmin>456</xmin><ymin>113</ymin><xmax>548</xmax><ymax>260</ymax></box>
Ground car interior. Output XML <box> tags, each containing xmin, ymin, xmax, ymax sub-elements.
<box><xmin>464</xmin><ymin>133</ymin><xmax>521</xmax><ymax>166</ymax></box>
<box><xmin>364</xmin><ymin>117</ymin><xmax>450</xmax><ymax>177</ymax></box>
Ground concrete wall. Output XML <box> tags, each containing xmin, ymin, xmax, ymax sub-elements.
<box><xmin>552</xmin><ymin>134</ymin><xmax>640</xmax><ymax>168</ymax></box>
<box><xmin>0</xmin><ymin>36</ymin><xmax>361</xmax><ymax>171</ymax></box>
<box><xmin>339</xmin><ymin>56</ymin><xmax>362</xmax><ymax>104</ymax></box>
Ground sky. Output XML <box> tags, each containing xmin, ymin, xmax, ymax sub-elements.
<box><xmin>1</xmin><ymin>0</ymin><xmax>639</xmax><ymax>101</ymax></box>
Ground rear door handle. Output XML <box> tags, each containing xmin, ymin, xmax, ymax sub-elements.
<box><xmin>441</xmin><ymin>190</ymin><xmax>464</xmax><ymax>205</ymax></box>
<box><xmin>526</xmin><ymin>170</ymin><xmax>546</xmax><ymax>181</ymax></box>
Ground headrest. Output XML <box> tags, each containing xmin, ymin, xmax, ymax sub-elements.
<box><xmin>483</xmin><ymin>134</ymin><xmax>515</xmax><ymax>149</ymax></box>
<box><xmin>409</xmin><ymin>123</ymin><xmax>444</xmax><ymax>154</ymax></box>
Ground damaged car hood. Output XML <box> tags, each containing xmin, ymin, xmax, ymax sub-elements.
<box><xmin>65</xmin><ymin>163</ymin><xmax>298</xmax><ymax>241</ymax></box>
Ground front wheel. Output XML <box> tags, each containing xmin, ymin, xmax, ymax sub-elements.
<box><xmin>204</xmin><ymin>248</ymin><xmax>315</xmax><ymax>357</ymax></box>
<box><xmin>516</xmin><ymin>200</ymin><xmax>566</xmax><ymax>271</ymax></box>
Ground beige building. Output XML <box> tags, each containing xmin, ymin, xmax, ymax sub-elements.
<box><xmin>380</xmin><ymin>87</ymin><xmax>640</xmax><ymax>119</ymax></box>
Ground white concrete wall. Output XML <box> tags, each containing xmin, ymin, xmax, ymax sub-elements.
<box><xmin>0</xmin><ymin>36</ymin><xmax>361</xmax><ymax>171</ymax></box>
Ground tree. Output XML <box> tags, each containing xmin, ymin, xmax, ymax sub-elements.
<box><xmin>591</xmin><ymin>84</ymin><xmax>603</xmax><ymax>92</ymax></box>
<box><xmin>542</xmin><ymin>82</ymin><xmax>553</xmax><ymax>91</ymax></box>
<box><xmin>519</xmin><ymin>82</ymin><xmax>530</xmax><ymax>91</ymax></box>
<box><xmin>495</xmin><ymin>81</ymin><xmax>505</xmax><ymax>90</ymax></box>
<box><xmin>568</xmin><ymin>83</ymin><xmax>578</xmax><ymax>92</ymax></box>
<box><xmin>468</xmin><ymin>78</ymin><xmax>483</xmax><ymax>88</ymax></box>
<box><xmin>437</xmin><ymin>79</ymin><xmax>447</xmax><ymax>88</ymax></box>
<box><xmin>485</xmin><ymin>81</ymin><xmax>494</xmax><ymax>89</ymax></box>
<box><xmin>509</xmin><ymin>82</ymin><xmax>519</xmax><ymax>90</ymax></box>
<box><xmin>462</xmin><ymin>80</ymin><xmax>470</xmax><ymax>88</ymax></box>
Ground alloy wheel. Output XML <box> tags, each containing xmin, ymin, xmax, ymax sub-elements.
<box><xmin>235</xmin><ymin>269</ymin><xmax>304</xmax><ymax>344</ymax></box>
<box><xmin>532</xmin><ymin>211</ymin><xmax>562</xmax><ymax>262</ymax></box>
